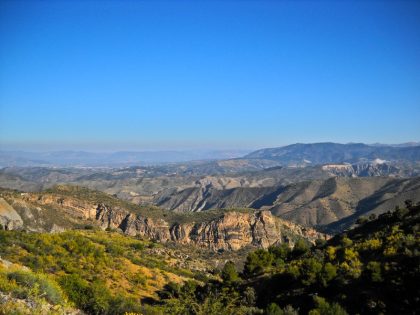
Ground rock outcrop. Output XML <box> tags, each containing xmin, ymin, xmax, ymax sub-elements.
<box><xmin>3</xmin><ymin>191</ymin><xmax>326</xmax><ymax>251</ymax></box>
<box><xmin>321</xmin><ymin>162</ymin><xmax>400</xmax><ymax>177</ymax></box>
<box><xmin>93</xmin><ymin>203</ymin><xmax>325</xmax><ymax>251</ymax></box>
<box><xmin>0</xmin><ymin>198</ymin><xmax>23</xmax><ymax>230</ymax></box>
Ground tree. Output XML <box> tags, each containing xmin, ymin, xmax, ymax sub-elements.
<box><xmin>266</xmin><ymin>303</ymin><xmax>298</xmax><ymax>315</ymax></box>
<box><xmin>368</xmin><ymin>213</ymin><xmax>377</xmax><ymax>221</ymax></box>
<box><xmin>315</xmin><ymin>239</ymin><xmax>327</xmax><ymax>248</ymax></box>
<box><xmin>356</xmin><ymin>216</ymin><xmax>368</xmax><ymax>225</ymax></box>
<box><xmin>221</xmin><ymin>261</ymin><xmax>239</xmax><ymax>283</ymax></box>
<box><xmin>242</xmin><ymin>286</ymin><xmax>256</xmax><ymax>306</ymax></box>
<box><xmin>269</xmin><ymin>244</ymin><xmax>291</xmax><ymax>267</ymax></box>
<box><xmin>325</xmin><ymin>246</ymin><xmax>336</xmax><ymax>261</ymax></box>
<box><xmin>404</xmin><ymin>199</ymin><xmax>413</xmax><ymax>209</ymax></box>
<box><xmin>266</xmin><ymin>303</ymin><xmax>282</xmax><ymax>315</ymax></box>
<box><xmin>339</xmin><ymin>248</ymin><xmax>362</xmax><ymax>279</ymax></box>
<box><xmin>158</xmin><ymin>281</ymin><xmax>181</xmax><ymax>299</ymax></box>
<box><xmin>365</xmin><ymin>261</ymin><xmax>382</xmax><ymax>282</ymax></box>
<box><xmin>395</xmin><ymin>207</ymin><xmax>409</xmax><ymax>219</ymax></box>
<box><xmin>309</xmin><ymin>296</ymin><xmax>348</xmax><ymax>315</ymax></box>
<box><xmin>339</xmin><ymin>236</ymin><xmax>353</xmax><ymax>248</ymax></box>
<box><xmin>292</xmin><ymin>239</ymin><xmax>310</xmax><ymax>257</ymax></box>
<box><xmin>244</xmin><ymin>249</ymin><xmax>273</xmax><ymax>276</ymax></box>
<box><xmin>281</xmin><ymin>305</ymin><xmax>299</xmax><ymax>315</ymax></box>
<box><xmin>300</xmin><ymin>258</ymin><xmax>323</xmax><ymax>286</ymax></box>
<box><xmin>319</xmin><ymin>262</ymin><xmax>337</xmax><ymax>287</ymax></box>
<box><xmin>269</xmin><ymin>244</ymin><xmax>290</xmax><ymax>261</ymax></box>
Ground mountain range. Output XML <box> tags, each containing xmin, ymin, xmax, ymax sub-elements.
<box><xmin>1</xmin><ymin>141</ymin><xmax>419</xmax><ymax>314</ymax></box>
<box><xmin>1</xmin><ymin>142</ymin><xmax>419</xmax><ymax>168</ymax></box>
<box><xmin>245</xmin><ymin>142</ymin><xmax>420</xmax><ymax>165</ymax></box>
<box><xmin>0</xmin><ymin>143</ymin><xmax>419</xmax><ymax>238</ymax></box>
<box><xmin>0</xmin><ymin>149</ymin><xmax>251</xmax><ymax>167</ymax></box>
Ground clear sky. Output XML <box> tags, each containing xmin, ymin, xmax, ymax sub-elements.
<box><xmin>0</xmin><ymin>0</ymin><xmax>419</xmax><ymax>151</ymax></box>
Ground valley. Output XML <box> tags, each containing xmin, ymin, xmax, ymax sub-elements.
<box><xmin>1</xmin><ymin>143</ymin><xmax>420</xmax><ymax>235</ymax></box>
<box><xmin>0</xmin><ymin>142</ymin><xmax>419</xmax><ymax>314</ymax></box>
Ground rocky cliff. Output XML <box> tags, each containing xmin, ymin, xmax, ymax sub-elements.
<box><xmin>99</xmin><ymin>208</ymin><xmax>324</xmax><ymax>251</ymax></box>
<box><xmin>0</xmin><ymin>187</ymin><xmax>326</xmax><ymax>251</ymax></box>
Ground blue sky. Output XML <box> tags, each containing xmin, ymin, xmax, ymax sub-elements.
<box><xmin>0</xmin><ymin>0</ymin><xmax>419</xmax><ymax>151</ymax></box>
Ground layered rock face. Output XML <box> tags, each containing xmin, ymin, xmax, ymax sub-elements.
<box><xmin>3</xmin><ymin>192</ymin><xmax>326</xmax><ymax>251</ymax></box>
<box><xmin>95</xmin><ymin>203</ymin><xmax>324</xmax><ymax>251</ymax></box>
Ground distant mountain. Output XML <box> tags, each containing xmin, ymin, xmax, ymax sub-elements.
<box><xmin>4</xmin><ymin>159</ymin><xmax>417</xmax><ymax>199</ymax></box>
<box><xmin>245</xmin><ymin>142</ymin><xmax>420</xmax><ymax>165</ymax></box>
<box><xmin>0</xmin><ymin>149</ymin><xmax>251</xmax><ymax>167</ymax></box>
<box><xmin>1</xmin><ymin>143</ymin><xmax>419</xmax><ymax>235</ymax></box>
<box><xmin>370</xmin><ymin>141</ymin><xmax>420</xmax><ymax>147</ymax></box>
<box><xmin>2</xmin><ymin>142</ymin><xmax>420</xmax><ymax>168</ymax></box>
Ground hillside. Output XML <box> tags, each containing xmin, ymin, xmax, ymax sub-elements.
<box><xmin>0</xmin><ymin>229</ymin><xmax>213</xmax><ymax>314</ymax></box>
<box><xmin>0</xmin><ymin>186</ymin><xmax>326</xmax><ymax>315</ymax></box>
<box><xmin>2</xmin><ymin>165</ymin><xmax>420</xmax><ymax>234</ymax></box>
<box><xmin>1</xmin><ymin>160</ymin><xmax>418</xmax><ymax>207</ymax></box>
<box><xmin>0</xmin><ymin>185</ymin><xmax>325</xmax><ymax>252</ymax></box>
<box><xmin>269</xmin><ymin>176</ymin><xmax>420</xmax><ymax>230</ymax></box>
<box><xmin>152</xmin><ymin>176</ymin><xmax>420</xmax><ymax>232</ymax></box>
<box><xmin>1</xmin><ymin>197</ymin><xmax>418</xmax><ymax>314</ymax></box>
<box><xmin>0</xmin><ymin>164</ymin><xmax>330</xmax><ymax>198</ymax></box>
<box><xmin>155</xmin><ymin>201</ymin><xmax>420</xmax><ymax>314</ymax></box>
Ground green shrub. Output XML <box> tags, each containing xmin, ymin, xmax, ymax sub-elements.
<box><xmin>105</xmin><ymin>243</ymin><xmax>124</xmax><ymax>255</ymax></box>
<box><xmin>132</xmin><ymin>271</ymin><xmax>147</xmax><ymax>286</ymax></box>
<box><xmin>59</xmin><ymin>274</ymin><xmax>113</xmax><ymax>314</ymax></box>
<box><xmin>0</xmin><ymin>270</ymin><xmax>18</xmax><ymax>293</ymax></box>
<box><xmin>130</xmin><ymin>242</ymin><xmax>145</xmax><ymax>251</ymax></box>
<box><xmin>108</xmin><ymin>294</ymin><xmax>143</xmax><ymax>314</ymax></box>
<box><xmin>7</xmin><ymin>270</ymin><xmax>65</xmax><ymax>305</ymax></box>
<box><xmin>59</xmin><ymin>273</ymin><xmax>91</xmax><ymax>307</ymax></box>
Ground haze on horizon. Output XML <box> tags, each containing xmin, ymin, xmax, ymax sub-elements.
<box><xmin>1</xmin><ymin>0</ymin><xmax>419</xmax><ymax>151</ymax></box>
